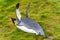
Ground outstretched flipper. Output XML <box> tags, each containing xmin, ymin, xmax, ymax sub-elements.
<box><xmin>26</xmin><ymin>2</ymin><xmax>30</xmax><ymax>18</ymax></box>
<box><xmin>16</xmin><ymin>3</ymin><xmax>21</xmax><ymax>21</ymax></box>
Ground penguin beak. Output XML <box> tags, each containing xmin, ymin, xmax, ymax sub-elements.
<box><xmin>11</xmin><ymin>18</ymin><xmax>16</xmax><ymax>24</ymax></box>
<box><xmin>8</xmin><ymin>17</ymin><xmax>16</xmax><ymax>24</ymax></box>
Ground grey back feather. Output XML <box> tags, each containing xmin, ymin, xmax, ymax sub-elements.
<box><xmin>19</xmin><ymin>18</ymin><xmax>45</xmax><ymax>36</ymax></box>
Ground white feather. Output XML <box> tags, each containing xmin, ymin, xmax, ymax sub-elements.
<box><xmin>16</xmin><ymin>8</ymin><xmax>21</xmax><ymax>21</ymax></box>
<box><xmin>15</xmin><ymin>21</ymin><xmax>38</xmax><ymax>35</ymax></box>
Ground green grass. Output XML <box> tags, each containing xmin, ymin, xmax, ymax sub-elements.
<box><xmin>0</xmin><ymin>0</ymin><xmax>60</xmax><ymax>40</ymax></box>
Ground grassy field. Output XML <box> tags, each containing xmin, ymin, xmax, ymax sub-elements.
<box><xmin>0</xmin><ymin>0</ymin><xmax>60</xmax><ymax>40</ymax></box>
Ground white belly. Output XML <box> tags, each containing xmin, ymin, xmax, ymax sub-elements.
<box><xmin>16</xmin><ymin>25</ymin><xmax>37</xmax><ymax>34</ymax></box>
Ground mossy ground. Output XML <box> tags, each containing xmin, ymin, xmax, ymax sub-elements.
<box><xmin>0</xmin><ymin>0</ymin><xmax>60</xmax><ymax>40</ymax></box>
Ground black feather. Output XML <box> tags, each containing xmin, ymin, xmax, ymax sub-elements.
<box><xmin>16</xmin><ymin>3</ymin><xmax>19</xmax><ymax>9</ymax></box>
